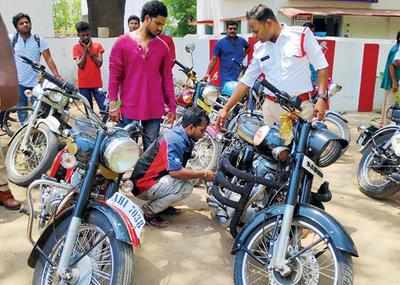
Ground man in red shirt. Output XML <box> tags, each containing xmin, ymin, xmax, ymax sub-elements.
<box><xmin>73</xmin><ymin>21</ymin><xmax>105</xmax><ymax>111</ymax></box>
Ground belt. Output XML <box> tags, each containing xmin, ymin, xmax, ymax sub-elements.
<box><xmin>265</xmin><ymin>91</ymin><xmax>313</xmax><ymax>103</ymax></box>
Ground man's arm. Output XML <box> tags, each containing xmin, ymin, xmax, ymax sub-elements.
<box><xmin>204</xmin><ymin>55</ymin><xmax>218</xmax><ymax>80</ymax></box>
<box><xmin>390</xmin><ymin>63</ymin><xmax>399</xmax><ymax>92</ymax></box>
<box><xmin>169</xmin><ymin>168</ymin><xmax>214</xmax><ymax>181</ymax></box>
<box><xmin>75</xmin><ymin>46</ymin><xmax>89</xmax><ymax>69</ymax></box>
<box><xmin>0</xmin><ymin>14</ymin><xmax>18</xmax><ymax>110</ymax></box>
<box><xmin>42</xmin><ymin>49</ymin><xmax>61</xmax><ymax>78</ymax></box>
<box><xmin>161</xmin><ymin>49</ymin><xmax>176</xmax><ymax>123</ymax></box>
<box><xmin>89</xmin><ymin>44</ymin><xmax>104</xmax><ymax>68</ymax></box>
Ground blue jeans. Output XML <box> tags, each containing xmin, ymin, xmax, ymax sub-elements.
<box><xmin>120</xmin><ymin>118</ymin><xmax>161</xmax><ymax>151</ymax></box>
<box><xmin>79</xmin><ymin>88</ymin><xmax>106</xmax><ymax>112</ymax></box>
<box><xmin>17</xmin><ymin>85</ymin><xmax>33</xmax><ymax>124</ymax></box>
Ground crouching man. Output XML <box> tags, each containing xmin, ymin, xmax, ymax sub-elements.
<box><xmin>131</xmin><ymin>107</ymin><xmax>215</xmax><ymax>227</ymax></box>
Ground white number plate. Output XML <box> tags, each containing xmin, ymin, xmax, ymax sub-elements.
<box><xmin>302</xmin><ymin>155</ymin><xmax>324</xmax><ymax>180</ymax></box>
<box><xmin>106</xmin><ymin>192</ymin><xmax>145</xmax><ymax>240</ymax></box>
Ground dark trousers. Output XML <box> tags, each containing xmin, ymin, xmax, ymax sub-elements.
<box><xmin>120</xmin><ymin>117</ymin><xmax>161</xmax><ymax>151</ymax></box>
<box><xmin>79</xmin><ymin>88</ymin><xmax>106</xmax><ymax>112</ymax></box>
<box><xmin>17</xmin><ymin>85</ymin><xmax>34</xmax><ymax>124</ymax></box>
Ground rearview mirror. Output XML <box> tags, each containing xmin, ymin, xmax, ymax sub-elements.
<box><xmin>185</xmin><ymin>43</ymin><xmax>195</xmax><ymax>54</ymax></box>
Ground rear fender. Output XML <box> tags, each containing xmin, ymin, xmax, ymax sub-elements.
<box><xmin>360</xmin><ymin>126</ymin><xmax>400</xmax><ymax>152</ymax></box>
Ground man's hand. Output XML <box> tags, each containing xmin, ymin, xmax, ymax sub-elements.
<box><xmin>216</xmin><ymin>108</ymin><xmax>229</xmax><ymax>130</ymax></box>
<box><xmin>313</xmin><ymin>98</ymin><xmax>329</xmax><ymax>120</ymax></box>
<box><xmin>202</xmin><ymin>74</ymin><xmax>209</xmax><ymax>82</ymax></box>
<box><xmin>203</xmin><ymin>170</ymin><xmax>215</xmax><ymax>182</ymax></box>
<box><xmin>109</xmin><ymin>101</ymin><xmax>121</xmax><ymax>122</ymax></box>
<box><xmin>166</xmin><ymin>111</ymin><xmax>176</xmax><ymax>125</ymax></box>
<box><xmin>393</xmin><ymin>81</ymin><xmax>399</xmax><ymax>93</ymax></box>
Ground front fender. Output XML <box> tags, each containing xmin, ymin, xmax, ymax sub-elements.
<box><xmin>28</xmin><ymin>202</ymin><xmax>139</xmax><ymax>268</ymax></box>
<box><xmin>360</xmin><ymin>125</ymin><xmax>400</xmax><ymax>152</ymax></box>
<box><xmin>326</xmin><ymin>111</ymin><xmax>348</xmax><ymax>123</ymax></box>
<box><xmin>232</xmin><ymin>204</ymin><xmax>358</xmax><ymax>257</ymax></box>
<box><xmin>8</xmin><ymin>125</ymin><xmax>27</xmax><ymax>146</ymax></box>
<box><xmin>36</xmin><ymin>115</ymin><xmax>61</xmax><ymax>135</ymax></box>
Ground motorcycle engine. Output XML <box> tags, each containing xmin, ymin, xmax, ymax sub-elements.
<box><xmin>38</xmin><ymin>184</ymin><xmax>71</xmax><ymax>229</ymax></box>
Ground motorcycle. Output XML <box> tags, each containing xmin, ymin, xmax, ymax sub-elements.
<box><xmin>212</xmin><ymin>79</ymin><xmax>357</xmax><ymax>284</ymax></box>
<box><xmin>356</xmin><ymin>103</ymin><xmax>400</xmax><ymax>199</ymax></box>
<box><xmin>24</xmin><ymin>58</ymin><xmax>143</xmax><ymax>285</ymax></box>
<box><xmin>6</xmin><ymin>56</ymin><xmax>79</xmax><ymax>186</ymax></box>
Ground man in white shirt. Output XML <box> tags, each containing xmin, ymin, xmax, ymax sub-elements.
<box><xmin>217</xmin><ymin>4</ymin><xmax>329</xmax><ymax>127</ymax></box>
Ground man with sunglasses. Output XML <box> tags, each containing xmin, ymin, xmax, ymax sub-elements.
<box><xmin>217</xmin><ymin>4</ymin><xmax>329</xmax><ymax>128</ymax></box>
<box><xmin>203</xmin><ymin>21</ymin><xmax>249</xmax><ymax>88</ymax></box>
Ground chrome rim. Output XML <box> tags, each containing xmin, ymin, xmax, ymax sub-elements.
<box><xmin>188</xmin><ymin>134</ymin><xmax>217</xmax><ymax>170</ymax></box>
<box><xmin>11</xmin><ymin>128</ymin><xmax>49</xmax><ymax>177</ymax></box>
<box><xmin>361</xmin><ymin>151</ymin><xmax>391</xmax><ymax>188</ymax></box>
<box><xmin>241</xmin><ymin>219</ymin><xmax>339</xmax><ymax>285</ymax></box>
<box><xmin>40</xmin><ymin>224</ymin><xmax>114</xmax><ymax>285</ymax></box>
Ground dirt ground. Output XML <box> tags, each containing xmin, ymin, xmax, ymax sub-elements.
<box><xmin>0</xmin><ymin>112</ymin><xmax>400</xmax><ymax>285</ymax></box>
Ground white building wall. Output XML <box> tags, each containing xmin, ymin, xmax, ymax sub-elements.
<box><xmin>198</xmin><ymin>0</ymin><xmax>400</xmax><ymax>38</ymax></box>
<box><xmin>43</xmin><ymin>35</ymin><xmax>396</xmax><ymax>113</ymax></box>
<box><xmin>0</xmin><ymin>0</ymin><xmax>54</xmax><ymax>36</ymax></box>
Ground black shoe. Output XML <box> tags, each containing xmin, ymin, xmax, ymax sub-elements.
<box><xmin>144</xmin><ymin>214</ymin><xmax>169</xmax><ymax>228</ymax></box>
<box><xmin>160</xmin><ymin>206</ymin><xmax>182</xmax><ymax>216</ymax></box>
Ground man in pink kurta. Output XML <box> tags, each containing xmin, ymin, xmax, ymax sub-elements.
<box><xmin>108</xmin><ymin>0</ymin><xmax>176</xmax><ymax>150</ymax></box>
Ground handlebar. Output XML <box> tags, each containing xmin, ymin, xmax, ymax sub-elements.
<box><xmin>20</xmin><ymin>55</ymin><xmax>103</xmax><ymax>127</ymax></box>
<box><xmin>20</xmin><ymin>55</ymin><xmax>78</xmax><ymax>94</ymax></box>
<box><xmin>254</xmin><ymin>79</ymin><xmax>302</xmax><ymax>111</ymax></box>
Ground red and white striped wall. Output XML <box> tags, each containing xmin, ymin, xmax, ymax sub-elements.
<box><xmin>46</xmin><ymin>35</ymin><xmax>395</xmax><ymax>113</ymax></box>
<box><xmin>175</xmin><ymin>35</ymin><xmax>395</xmax><ymax>112</ymax></box>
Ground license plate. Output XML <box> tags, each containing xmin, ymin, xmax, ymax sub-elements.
<box><xmin>106</xmin><ymin>192</ymin><xmax>145</xmax><ymax>240</ymax></box>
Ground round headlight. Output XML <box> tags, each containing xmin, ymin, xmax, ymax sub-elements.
<box><xmin>47</xmin><ymin>90</ymin><xmax>64</xmax><ymax>103</ymax></box>
<box><xmin>202</xmin><ymin>85</ymin><xmax>219</xmax><ymax>105</ymax></box>
<box><xmin>103</xmin><ymin>136</ymin><xmax>140</xmax><ymax>173</ymax></box>
<box><xmin>307</xmin><ymin>123</ymin><xmax>348</xmax><ymax>167</ymax></box>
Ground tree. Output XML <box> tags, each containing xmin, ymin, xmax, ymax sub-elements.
<box><xmin>86</xmin><ymin>0</ymin><xmax>125</xmax><ymax>37</ymax></box>
<box><xmin>53</xmin><ymin>0</ymin><xmax>81</xmax><ymax>36</ymax></box>
<box><xmin>163</xmin><ymin>0</ymin><xmax>196</xmax><ymax>37</ymax></box>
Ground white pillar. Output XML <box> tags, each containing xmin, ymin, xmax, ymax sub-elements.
<box><xmin>124</xmin><ymin>0</ymin><xmax>148</xmax><ymax>33</ymax></box>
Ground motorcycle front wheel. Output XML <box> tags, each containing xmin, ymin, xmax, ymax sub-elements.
<box><xmin>33</xmin><ymin>210</ymin><xmax>134</xmax><ymax>285</ymax></box>
<box><xmin>234</xmin><ymin>217</ymin><xmax>353</xmax><ymax>285</ymax></box>
<box><xmin>5</xmin><ymin>124</ymin><xmax>59</xmax><ymax>186</ymax></box>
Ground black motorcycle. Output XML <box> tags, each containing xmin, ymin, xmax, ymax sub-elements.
<box><xmin>23</xmin><ymin>58</ymin><xmax>143</xmax><ymax>285</ymax></box>
<box><xmin>212</xmin><ymin>80</ymin><xmax>358</xmax><ymax>284</ymax></box>
<box><xmin>356</xmin><ymin>103</ymin><xmax>400</xmax><ymax>199</ymax></box>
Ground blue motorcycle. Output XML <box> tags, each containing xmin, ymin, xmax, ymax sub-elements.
<box><xmin>21</xmin><ymin>56</ymin><xmax>143</xmax><ymax>285</ymax></box>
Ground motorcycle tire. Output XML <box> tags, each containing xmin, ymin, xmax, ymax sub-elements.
<box><xmin>5</xmin><ymin>124</ymin><xmax>59</xmax><ymax>186</ymax></box>
<box><xmin>234</xmin><ymin>216</ymin><xmax>353</xmax><ymax>285</ymax></box>
<box><xmin>357</xmin><ymin>133</ymin><xmax>399</xmax><ymax>199</ymax></box>
<box><xmin>32</xmin><ymin>210</ymin><xmax>134</xmax><ymax>285</ymax></box>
